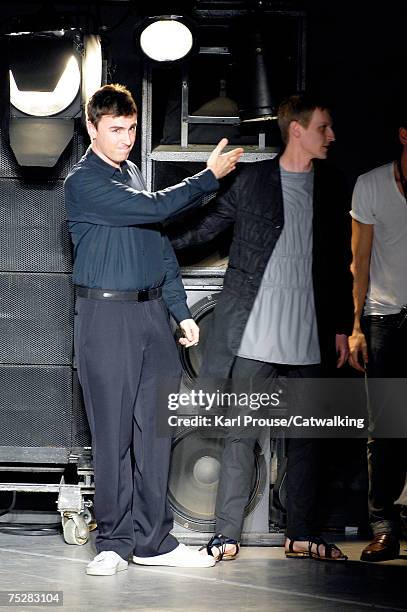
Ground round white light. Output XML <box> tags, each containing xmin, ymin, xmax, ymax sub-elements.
<box><xmin>140</xmin><ymin>20</ymin><xmax>193</xmax><ymax>62</ymax></box>
<box><xmin>10</xmin><ymin>55</ymin><xmax>80</xmax><ymax>116</ymax></box>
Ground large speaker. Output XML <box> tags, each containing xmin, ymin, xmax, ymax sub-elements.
<box><xmin>177</xmin><ymin>280</ymin><xmax>223</xmax><ymax>387</ymax></box>
<box><xmin>0</xmin><ymin>365</ymin><xmax>73</xmax><ymax>462</ymax></box>
<box><xmin>169</xmin><ymin>276</ymin><xmax>285</xmax><ymax>544</ymax></box>
<box><xmin>0</xmin><ymin>123</ymin><xmax>90</xmax><ymax>463</ymax></box>
<box><xmin>0</xmin><ymin>272</ymin><xmax>73</xmax><ymax>365</ymax></box>
<box><xmin>0</xmin><ymin>178</ymin><xmax>72</xmax><ymax>273</ymax></box>
<box><xmin>169</xmin><ymin>426</ymin><xmax>272</xmax><ymax>541</ymax></box>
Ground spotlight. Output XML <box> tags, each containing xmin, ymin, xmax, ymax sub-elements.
<box><xmin>238</xmin><ymin>31</ymin><xmax>277</xmax><ymax>123</ymax></box>
<box><xmin>135</xmin><ymin>15</ymin><xmax>198</xmax><ymax>64</ymax></box>
<box><xmin>7</xmin><ymin>33</ymin><xmax>102</xmax><ymax>167</ymax></box>
<box><xmin>10</xmin><ymin>55</ymin><xmax>81</xmax><ymax>117</ymax></box>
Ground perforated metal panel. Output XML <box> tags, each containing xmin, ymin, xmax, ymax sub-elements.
<box><xmin>0</xmin><ymin>119</ymin><xmax>89</xmax><ymax>460</ymax></box>
<box><xmin>0</xmin><ymin>365</ymin><xmax>72</xmax><ymax>447</ymax></box>
<box><xmin>0</xmin><ymin>272</ymin><xmax>73</xmax><ymax>365</ymax></box>
<box><xmin>0</xmin><ymin>126</ymin><xmax>87</xmax><ymax>179</ymax></box>
<box><xmin>0</xmin><ymin>178</ymin><xmax>72</xmax><ymax>272</ymax></box>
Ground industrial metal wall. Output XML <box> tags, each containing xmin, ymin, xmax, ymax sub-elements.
<box><xmin>0</xmin><ymin>125</ymin><xmax>91</xmax><ymax>462</ymax></box>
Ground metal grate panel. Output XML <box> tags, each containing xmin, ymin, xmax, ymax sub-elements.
<box><xmin>0</xmin><ymin>178</ymin><xmax>72</xmax><ymax>273</ymax></box>
<box><xmin>0</xmin><ymin>365</ymin><xmax>72</xmax><ymax>447</ymax></box>
<box><xmin>0</xmin><ymin>272</ymin><xmax>73</xmax><ymax>365</ymax></box>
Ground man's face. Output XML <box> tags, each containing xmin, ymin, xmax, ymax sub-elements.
<box><xmin>87</xmin><ymin>114</ymin><xmax>137</xmax><ymax>167</ymax></box>
<box><xmin>295</xmin><ymin>108</ymin><xmax>335</xmax><ymax>160</ymax></box>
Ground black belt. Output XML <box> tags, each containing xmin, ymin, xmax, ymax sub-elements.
<box><xmin>367</xmin><ymin>305</ymin><xmax>407</xmax><ymax>328</ymax></box>
<box><xmin>75</xmin><ymin>286</ymin><xmax>162</xmax><ymax>302</ymax></box>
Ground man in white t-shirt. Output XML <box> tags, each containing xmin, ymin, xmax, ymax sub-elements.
<box><xmin>349</xmin><ymin>118</ymin><xmax>407</xmax><ymax>561</ymax></box>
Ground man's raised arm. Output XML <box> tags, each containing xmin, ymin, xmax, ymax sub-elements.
<box><xmin>65</xmin><ymin>139</ymin><xmax>243</xmax><ymax>227</ymax></box>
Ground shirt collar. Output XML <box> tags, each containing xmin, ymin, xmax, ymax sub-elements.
<box><xmin>85</xmin><ymin>146</ymin><xmax>129</xmax><ymax>178</ymax></box>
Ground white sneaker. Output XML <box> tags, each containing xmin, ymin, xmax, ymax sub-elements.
<box><xmin>86</xmin><ymin>551</ymin><xmax>128</xmax><ymax>576</ymax></box>
<box><xmin>132</xmin><ymin>543</ymin><xmax>216</xmax><ymax>568</ymax></box>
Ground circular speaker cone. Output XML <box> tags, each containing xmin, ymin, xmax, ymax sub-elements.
<box><xmin>178</xmin><ymin>294</ymin><xmax>218</xmax><ymax>386</ymax></box>
<box><xmin>168</xmin><ymin>428</ymin><xmax>267</xmax><ymax>532</ymax></box>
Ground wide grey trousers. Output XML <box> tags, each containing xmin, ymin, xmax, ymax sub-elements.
<box><xmin>214</xmin><ymin>356</ymin><xmax>322</xmax><ymax>541</ymax></box>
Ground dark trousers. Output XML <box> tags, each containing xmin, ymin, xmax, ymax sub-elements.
<box><xmin>363</xmin><ymin>314</ymin><xmax>407</xmax><ymax>536</ymax></box>
<box><xmin>74</xmin><ymin>296</ymin><xmax>180</xmax><ymax>559</ymax></box>
<box><xmin>215</xmin><ymin>356</ymin><xmax>322</xmax><ymax>541</ymax></box>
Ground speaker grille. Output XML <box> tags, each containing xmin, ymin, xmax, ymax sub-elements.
<box><xmin>179</xmin><ymin>293</ymin><xmax>218</xmax><ymax>385</ymax></box>
<box><xmin>0</xmin><ymin>365</ymin><xmax>72</xmax><ymax>447</ymax></box>
<box><xmin>168</xmin><ymin>429</ymin><xmax>267</xmax><ymax>531</ymax></box>
<box><xmin>0</xmin><ymin>178</ymin><xmax>72</xmax><ymax>273</ymax></box>
<box><xmin>0</xmin><ymin>122</ymin><xmax>88</xmax><ymax>460</ymax></box>
<box><xmin>0</xmin><ymin>272</ymin><xmax>73</xmax><ymax>365</ymax></box>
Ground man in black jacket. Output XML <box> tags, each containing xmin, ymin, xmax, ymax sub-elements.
<box><xmin>173</xmin><ymin>94</ymin><xmax>352</xmax><ymax>561</ymax></box>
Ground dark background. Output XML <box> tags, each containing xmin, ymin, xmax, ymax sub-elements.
<box><xmin>0</xmin><ymin>1</ymin><xmax>405</xmax><ymax>187</ymax></box>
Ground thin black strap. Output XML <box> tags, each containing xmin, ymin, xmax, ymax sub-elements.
<box><xmin>396</xmin><ymin>158</ymin><xmax>407</xmax><ymax>201</ymax></box>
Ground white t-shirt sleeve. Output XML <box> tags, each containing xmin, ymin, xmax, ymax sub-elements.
<box><xmin>350</xmin><ymin>175</ymin><xmax>376</xmax><ymax>225</ymax></box>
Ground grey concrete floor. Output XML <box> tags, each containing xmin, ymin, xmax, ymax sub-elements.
<box><xmin>0</xmin><ymin>532</ymin><xmax>405</xmax><ymax>612</ymax></box>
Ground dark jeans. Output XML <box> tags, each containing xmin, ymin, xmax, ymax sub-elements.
<box><xmin>214</xmin><ymin>356</ymin><xmax>323</xmax><ymax>541</ymax></box>
<box><xmin>362</xmin><ymin>313</ymin><xmax>407</xmax><ymax>536</ymax></box>
<box><xmin>74</xmin><ymin>296</ymin><xmax>180</xmax><ymax>559</ymax></box>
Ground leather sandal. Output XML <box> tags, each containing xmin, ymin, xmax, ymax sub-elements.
<box><xmin>285</xmin><ymin>537</ymin><xmax>347</xmax><ymax>561</ymax></box>
<box><xmin>201</xmin><ymin>533</ymin><xmax>239</xmax><ymax>561</ymax></box>
<box><xmin>308</xmin><ymin>536</ymin><xmax>348</xmax><ymax>561</ymax></box>
<box><xmin>285</xmin><ymin>538</ymin><xmax>311</xmax><ymax>559</ymax></box>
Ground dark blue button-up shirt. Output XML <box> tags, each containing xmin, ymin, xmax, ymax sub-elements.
<box><xmin>64</xmin><ymin>148</ymin><xmax>218</xmax><ymax>322</ymax></box>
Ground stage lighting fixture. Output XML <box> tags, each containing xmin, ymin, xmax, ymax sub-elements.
<box><xmin>81</xmin><ymin>35</ymin><xmax>103</xmax><ymax>114</ymax></box>
<box><xmin>135</xmin><ymin>15</ymin><xmax>197</xmax><ymax>63</ymax></box>
<box><xmin>10</xmin><ymin>55</ymin><xmax>80</xmax><ymax>117</ymax></box>
<box><xmin>238</xmin><ymin>31</ymin><xmax>277</xmax><ymax>123</ymax></box>
<box><xmin>7</xmin><ymin>33</ymin><xmax>102</xmax><ymax>167</ymax></box>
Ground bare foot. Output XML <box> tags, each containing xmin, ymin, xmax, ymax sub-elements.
<box><xmin>285</xmin><ymin>537</ymin><xmax>347</xmax><ymax>560</ymax></box>
<box><xmin>200</xmin><ymin>538</ymin><xmax>239</xmax><ymax>560</ymax></box>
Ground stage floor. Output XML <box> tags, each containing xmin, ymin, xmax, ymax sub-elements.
<box><xmin>0</xmin><ymin>532</ymin><xmax>405</xmax><ymax>611</ymax></box>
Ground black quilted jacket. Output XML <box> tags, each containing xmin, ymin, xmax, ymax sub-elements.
<box><xmin>172</xmin><ymin>156</ymin><xmax>353</xmax><ymax>378</ymax></box>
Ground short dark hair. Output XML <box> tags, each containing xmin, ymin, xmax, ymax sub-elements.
<box><xmin>277</xmin><ymin>93</ymin><xmax>330</xmax><ymax>144</ymax></box>
<box><xmin>86</xmin><ymin>84</ymin><xmax>137</xmax><ymax>127</ymax></box>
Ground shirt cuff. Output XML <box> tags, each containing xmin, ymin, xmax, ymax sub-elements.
<box><xmin>169</xmin><ymin>301</ymin><xmax>191</xmax><ymax>324</ymax></box>
<box><xmin>198</xmin><ymin>168</ymin><xmax>220</xmax><ymax>192</ymax></box>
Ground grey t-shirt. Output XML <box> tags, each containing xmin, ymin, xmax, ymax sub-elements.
<box><xmin>237</xmin><ymin>166</ymin><xmax>321</xmax><ymax>365</ymax></box>
<box><xmin>350</xmin><ymin>162</ymin><xmax>407</xmax><ymax>315</ymax></box>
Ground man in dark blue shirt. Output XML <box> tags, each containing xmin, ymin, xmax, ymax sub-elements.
<box><xmin>64</xmin><ymin>84</ymin><xmax>242</xmax><ymax>576</ymax></box>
